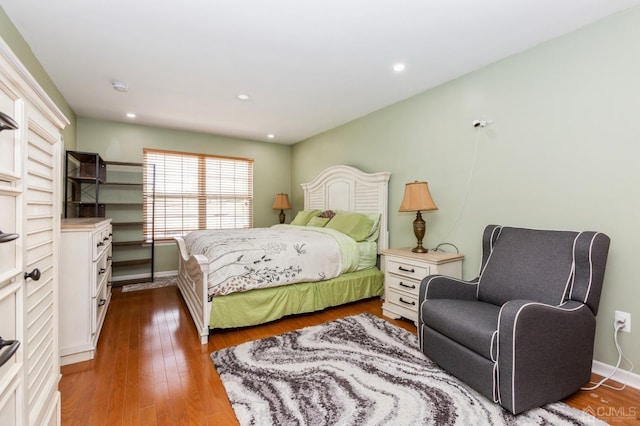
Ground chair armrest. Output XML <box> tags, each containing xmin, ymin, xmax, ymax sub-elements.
<box><xmin>419</xmin><ymin>275</ymin><xmax>478</xmax><ymax>301</ymax></box>
<box><xmin>496</xmin><ymin>300</ymin><xmax>596</xmax><ymax>413</ymax></box>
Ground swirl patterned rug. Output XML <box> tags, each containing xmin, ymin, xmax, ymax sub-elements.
<box><xmin>211</xmin><ymin>313</ymin><xmax>605</xmax><ymax>426</ymax></box>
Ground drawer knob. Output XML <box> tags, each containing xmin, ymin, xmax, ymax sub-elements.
<box><xmin>398</xmin><ymin>266</ymin><xmax>415</xmax><ymax>273</ymax></box>
<box><xmin>399</xmin><ymin>297</ymin><xmax>416</xmax><ymax>306</ymax></box>
<box><xmin>98</xmin><ymin>298</ymin><xmax>107</xmax><ymax>307</ymax></box>
<box><xmin>97</xmin><ymin>241</ymin><xmax>105</xmax><ymax>247</ymax></box>
<box><xmin>399</xmin><ymin>281</ymin><xmax>416</xmax><ymax>289</ymax></box>
<box><xmin>24</xmin><ymin>268</ymin><xmax>41</xmax><ymax>281</ymax></box>
<box><xmin>103</xmin><ymin>236</ymin><xmax>110</xmax><ymax>241</ymax></box>
<box><xmin>98</xmin><ymin>268</ymin><xmax>107</xmax><ymax>275</ymax></box>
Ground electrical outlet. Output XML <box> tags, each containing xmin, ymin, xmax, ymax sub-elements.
<box><xmin>614</xmin><ymin>311</ymin><xmax>631</xmax><ymax>333</ymax></box>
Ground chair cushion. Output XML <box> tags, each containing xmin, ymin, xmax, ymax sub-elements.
<box><xmin>420</xmin><ymin>299</ymin><xmax>500</xmax><ymax>360</ymax></box>
<box><xmin>478</xmin><ymin>227</ymin><xmax>576</xmax><ymax>307</ymax></box>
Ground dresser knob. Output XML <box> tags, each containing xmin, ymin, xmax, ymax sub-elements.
<box><xmin>24</xmin><ymin>268</ymin><xmax>41</xmax><ymax>281</ymax></box>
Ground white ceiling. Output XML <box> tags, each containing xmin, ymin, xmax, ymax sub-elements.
<box><xmin>2</xmin><ymin>0</ymin><xmax>639</xmax><ymax>144</ymax></box>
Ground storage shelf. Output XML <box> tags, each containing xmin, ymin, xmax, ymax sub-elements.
<box><xmin>65</xmin><ymin>151</ymin><xmax>155</xmax><ymax>282</ymax></box>
<box><xmin>105</xmin><ymin>161</ymin><xmax>143</xmax><ymax>167</ymax></box>
<box><xmin>112</xmin><ymin>221</ymin><xmax>144</xmax><ymax>226</ymax></box>
<box><xmin>101</xmin><ymin>182</ymin><xmax>143</xmax><ymax>187</ymax></box>
<box><xmin>113</xmin><ymin>259</ymin><xmax>153</xmax><ymax>267</ymax></box>
<box><xmin>112</xmin><ymin>240</ymin><xmax>153</xmax><ymax>247</ymax></box>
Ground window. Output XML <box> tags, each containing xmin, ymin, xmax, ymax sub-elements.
<box><xmin>143</xmin><ymin>149</ymin><xmax>253</xmax><ymax>241</ymax></box>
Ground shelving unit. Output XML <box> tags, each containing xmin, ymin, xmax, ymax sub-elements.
<box><xmin>64</xmin><ymin>151</ymin><xmax>155</xmax><ymax>285</ymax></box>
<box><xmin>64</xmin><ymin>150</ymin><xmax>106</xmax><ymax>217</ymax></box>
<box><xmin>102</xmin><ymin>161</ymin><xmax>155</xmax><ymax>285</ymax></box>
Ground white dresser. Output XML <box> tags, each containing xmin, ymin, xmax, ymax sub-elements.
<box><xmin>382</xmin><ymin>248</ymin><xmax>464</xmax><ymax>325</ymax></box>
<box><xmin>0</xmin><ymin>38</ymin><xmax>69</xmax><ymax>426</ymax></box>
<box><xmin>59</xmin><ymin>218</ymin><xmax>113</xmax><ymax>366</ymax></box>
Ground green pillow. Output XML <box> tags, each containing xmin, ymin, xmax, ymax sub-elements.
<box><xmin>306</xmin><ymin>216</ymin><xmax>330</xmax><ymax>227</ymax></box>
<box><xmin>290</xmin><ymin>210</ymin><xmax>321</xmax><ymax>226</ymax></box>
<box><xmin>325</xmin><ymin>212</ymin><xmax>374</xmax><ymax>241</ymax></box>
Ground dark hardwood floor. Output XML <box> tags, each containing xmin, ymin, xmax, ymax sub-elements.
<box><xmin>59</xmin><ymin>285</ymin><xmax>640</xmax><ymax>425</ymax></box>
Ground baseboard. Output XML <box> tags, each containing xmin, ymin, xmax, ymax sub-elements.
<box><xmin>592</xmin><ymin>360</ymin><xmax>639</xmax><ymax>390</ymax></box>
<box><xmin>112</xmin><ymin>270</ymin><xmax>178</xmax><ymax>282</ymax></box>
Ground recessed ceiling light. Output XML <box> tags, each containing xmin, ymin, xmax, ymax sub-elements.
<box><xmin>267</xmin><ymin>134</ymin><xmax>275</xmax><ymax>139</ymax></box>
<box><xmin>126</xmin><ymin>112</ymin><xmax>136</xmax><ymax>118</ymax></box>
<box><xmin>112</xmin><ymin>80</ymin><xmax>129</xmax><ymax>92</ymax></box>
<box><xmin>237</xmin><ymin>93</ymin><xmax>250</xmax><ymax>101</ymax></box>
<box><xmin>393</xmin><ymin>63</ymin><xmax>406</xmax><ymax>72</ymax></box>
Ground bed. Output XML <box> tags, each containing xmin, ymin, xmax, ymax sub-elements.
<box><xmin>174</xmin><ymin>165</ymin><xmax>391</xmax><ymax>343</ymax></box>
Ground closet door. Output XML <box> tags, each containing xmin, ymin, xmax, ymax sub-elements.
<box><xmin>0</xmin><ymin>69</ymin><xmax>25</xmax><ymax>426</ymax></box>
<box><xmin>22</xmin><ymin>107</ymin><xmax>61</xmax><ymax>425</ymax></box>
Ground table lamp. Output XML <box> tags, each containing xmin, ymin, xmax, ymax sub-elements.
<box><xmin>272</xmin><ymin>193</ymin><xmax>291</xmax><ymax>224</ymax></box>
<box><xmin>398</xmin><ymin>181</ymin><xmax>438</xmax><ymax>253</ymax></box>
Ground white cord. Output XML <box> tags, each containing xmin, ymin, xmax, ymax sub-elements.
<box><xmin>439</xmin><ymin>131</ymin><xmax>482</xmax><ymax>243</ymax></box>
<box><xmin>580</xmin><ymin>321</ymin><xmax>634</xmax><ymax>391</ymax></box>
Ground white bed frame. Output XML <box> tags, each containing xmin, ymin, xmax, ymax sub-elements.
<box><xmin>174</xmin><ymin>165</ymin><xmax>391</xmax><ymax>343</ymax></box>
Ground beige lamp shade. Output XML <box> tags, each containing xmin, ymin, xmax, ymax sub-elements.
<box><xmin>272</xmin><ymin>193</ymin><xmax>291</xmax><ymax>210</ymax></box>
<box><xmin>398</xmin><ymin>181</ymin><xmax>438</xmax><ymax>212</ymax></box>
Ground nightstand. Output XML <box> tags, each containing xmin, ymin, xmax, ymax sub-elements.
<box><xmin>381</xmin><ymin>248</ymin><xmax>464</xmax><ymax>325</ymax></box>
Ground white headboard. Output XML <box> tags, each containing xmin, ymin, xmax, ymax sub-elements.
<box><xmin>301</xmin><ymin>165</ymin><xmax>391</xmax><ymax>252</ymax></box>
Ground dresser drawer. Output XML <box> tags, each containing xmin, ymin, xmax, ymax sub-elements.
<box><xmin>387</xmin><ymin>258</ymin><xmax>430</xmax><ymax>280</ymax></box>
<box><xmin>94</xmin><ymin>250</ymin><xmax>109</xmax><ymax>297</ymax></box>
<box><xmin>92</xmin><ymin>228</ymin><xmax>110</xmax><ymax>261</ymax></box>
<box><xmin>92</xmin><ymin>278</ymin><xmax>110</xmax><ymax>336</ymax></box>
<box><xmin>385</xmin><ymin>274</ymin><xmax>420</xmax><ymax>296</ymax></box>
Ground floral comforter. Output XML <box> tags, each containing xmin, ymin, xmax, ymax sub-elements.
<box><xmin>183</xmin><ymin>225</ymin><xmax>360</xmax><ymax>298</ymax></box>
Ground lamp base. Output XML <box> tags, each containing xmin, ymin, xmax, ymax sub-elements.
<box><xmin>278</xmin><ymin>210</ymin><xmax>286</xmax><ymax>224</ymax></box>
<box><xmin>412</xmin><ymin>211</ymin><xmax>428</xmax><ymax>253</ymax></box>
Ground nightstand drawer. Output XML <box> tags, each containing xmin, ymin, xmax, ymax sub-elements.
<box><xmin>386</xmin><ymin>289</ymin><xmax>419</xmax><ymax>319</ymax></box>
<box><xmin>387</xmin><ymin>258</ymin><xmax>429</xmax><ymax>280</ymax></box>
<box><xmin>385</xmin><ymin>274</ymin><xmax>420</xmax><ymax>296</ymax></box>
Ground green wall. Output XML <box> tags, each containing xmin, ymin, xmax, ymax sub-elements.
<box><xmin>0</xmin><ymin>6</ymin><xmax>77</xmax><ymax>150</ymax></box>
<box><xmin>77</xmin><ymin>117</ymin><xmax>292</xmax><ymax>273</ymax></box>
<box><xmin>292</xmin><ymin>7</ymin><xmax>640</xmax><ymax>370</ymax></box>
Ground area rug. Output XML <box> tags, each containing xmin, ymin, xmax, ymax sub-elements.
<box><xmin>211</xmin><ymin>313</ymin><xmax>605</xmax><ymax>426</ymax></box>
<box><xmin>120</xmin><ymin>276</ymin><xmax>177</xmax><ymax>292</ymax></box>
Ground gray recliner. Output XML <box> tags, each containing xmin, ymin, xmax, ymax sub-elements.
<box><xmin>418</xmin><ymin>225</ymin><xmax>610</xmax><ymax>414</ymax></box>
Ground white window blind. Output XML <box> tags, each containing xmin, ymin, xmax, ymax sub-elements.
<box><xmin>143</xmin><ymin>148</ymin><xmax>253</xmax><ymax>241</ymax></box>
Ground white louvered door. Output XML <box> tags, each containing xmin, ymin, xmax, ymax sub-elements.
<box><xmin>0</xmin><ymin>36</ymin><xmax>68</xmax><ymax>426</ymax></box>
<box><xmin>22</xmin><ymin>108</ymin><xmax>61</xmax><ymax>426</ymax></box>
